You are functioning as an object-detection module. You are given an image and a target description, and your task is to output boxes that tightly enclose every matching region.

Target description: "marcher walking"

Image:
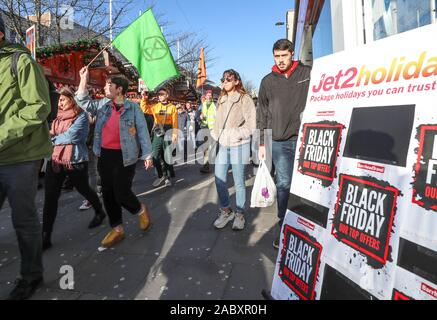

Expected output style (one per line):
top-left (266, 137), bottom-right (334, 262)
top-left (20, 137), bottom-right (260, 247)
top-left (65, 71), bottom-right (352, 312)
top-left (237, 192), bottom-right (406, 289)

top-left (76, 67), bottom-right (154, 248)
top-left (211, 69), bottom-right (256, 230)
top-left (143, 88), bottom-right (178, 187)
top-left (42, 88), bottom-right (106, 251)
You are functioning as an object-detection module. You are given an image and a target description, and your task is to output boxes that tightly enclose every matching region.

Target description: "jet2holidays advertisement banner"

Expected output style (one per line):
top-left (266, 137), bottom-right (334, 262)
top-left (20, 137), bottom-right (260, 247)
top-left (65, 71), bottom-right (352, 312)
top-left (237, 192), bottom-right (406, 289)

top-left (272, 23), bottom-right (437, 300)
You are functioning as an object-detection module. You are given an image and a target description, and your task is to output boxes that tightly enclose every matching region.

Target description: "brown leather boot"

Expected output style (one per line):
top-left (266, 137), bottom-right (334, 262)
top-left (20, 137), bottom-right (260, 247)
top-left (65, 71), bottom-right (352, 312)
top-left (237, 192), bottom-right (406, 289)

top-left (101, 228), bottom-right (125, 248)
top-left (138, 203), bottom-right (151, 231)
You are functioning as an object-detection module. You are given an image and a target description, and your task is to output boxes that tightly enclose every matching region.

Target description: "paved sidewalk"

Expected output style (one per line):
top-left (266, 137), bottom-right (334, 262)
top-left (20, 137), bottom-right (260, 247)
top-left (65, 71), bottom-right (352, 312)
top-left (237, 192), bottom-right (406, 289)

top-left (0, 159), bottom-right (279, 300)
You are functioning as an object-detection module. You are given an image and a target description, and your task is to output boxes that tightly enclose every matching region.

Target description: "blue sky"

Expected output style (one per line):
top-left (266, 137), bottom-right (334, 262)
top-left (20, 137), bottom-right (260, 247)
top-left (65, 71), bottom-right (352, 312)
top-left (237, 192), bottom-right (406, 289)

top-left (119, 0), bottom-right (333, 90)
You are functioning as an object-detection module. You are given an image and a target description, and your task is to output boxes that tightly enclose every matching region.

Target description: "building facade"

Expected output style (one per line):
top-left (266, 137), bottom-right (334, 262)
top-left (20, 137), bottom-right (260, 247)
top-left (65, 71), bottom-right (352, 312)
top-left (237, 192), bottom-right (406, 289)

top-left (293, 0), bottom-right (437, 63)
top-left (331, 0), bottom-right (437, 52)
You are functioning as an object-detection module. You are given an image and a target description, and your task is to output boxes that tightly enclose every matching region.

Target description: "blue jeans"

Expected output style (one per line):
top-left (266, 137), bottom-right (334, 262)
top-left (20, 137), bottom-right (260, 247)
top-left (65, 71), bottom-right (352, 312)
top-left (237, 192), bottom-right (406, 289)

top-left (0, 160), bottom-right (43, 282)
top-left (215, 143), bottom-right (250, 213)
top-left (272, 138), bottom-right (297, 227)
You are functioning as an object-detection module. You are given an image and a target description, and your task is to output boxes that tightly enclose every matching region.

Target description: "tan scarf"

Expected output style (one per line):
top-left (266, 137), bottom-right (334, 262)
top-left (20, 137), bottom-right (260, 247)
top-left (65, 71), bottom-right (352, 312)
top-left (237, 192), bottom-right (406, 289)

top-left (50, 108), bottom-right (81, 172)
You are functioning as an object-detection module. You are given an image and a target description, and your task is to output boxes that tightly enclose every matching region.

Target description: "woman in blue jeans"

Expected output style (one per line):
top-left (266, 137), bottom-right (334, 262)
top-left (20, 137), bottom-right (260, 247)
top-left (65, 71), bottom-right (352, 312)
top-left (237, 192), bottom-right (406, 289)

top-left (211, 69), bottom-right (256, 230)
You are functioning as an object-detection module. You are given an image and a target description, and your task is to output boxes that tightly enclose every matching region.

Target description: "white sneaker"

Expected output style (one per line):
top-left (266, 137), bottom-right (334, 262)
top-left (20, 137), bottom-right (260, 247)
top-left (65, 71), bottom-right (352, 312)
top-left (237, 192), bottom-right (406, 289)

top-left (152, 176), bottom-right (166, 188)
top-left (79, 200), bottom-right (92, 211)
top-left (213, 209), bottom-right (235, 229)
top-left (232, 212), bottom-right (245, 230)
top-left (164, 178), bottom-right (173, 187)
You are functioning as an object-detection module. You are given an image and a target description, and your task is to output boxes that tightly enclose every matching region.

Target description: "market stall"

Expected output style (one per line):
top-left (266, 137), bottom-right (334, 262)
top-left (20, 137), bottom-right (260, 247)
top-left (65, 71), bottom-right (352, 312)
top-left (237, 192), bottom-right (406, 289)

top-left (36, 39), bottom-right (137, 95)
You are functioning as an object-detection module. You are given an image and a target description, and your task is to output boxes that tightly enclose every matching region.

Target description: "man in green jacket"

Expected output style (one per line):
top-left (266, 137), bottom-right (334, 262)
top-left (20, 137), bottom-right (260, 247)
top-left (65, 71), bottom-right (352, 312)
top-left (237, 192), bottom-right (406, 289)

top-left (0, 17), bottom-right (52, 300)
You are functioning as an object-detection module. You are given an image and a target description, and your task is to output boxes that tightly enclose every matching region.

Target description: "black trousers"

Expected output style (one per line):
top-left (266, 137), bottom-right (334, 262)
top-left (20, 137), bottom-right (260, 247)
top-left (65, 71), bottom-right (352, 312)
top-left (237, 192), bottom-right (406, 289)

top-left (98, 148), bottom-right (141, 228)
top-left (43, 162), bottom-right (104, 233)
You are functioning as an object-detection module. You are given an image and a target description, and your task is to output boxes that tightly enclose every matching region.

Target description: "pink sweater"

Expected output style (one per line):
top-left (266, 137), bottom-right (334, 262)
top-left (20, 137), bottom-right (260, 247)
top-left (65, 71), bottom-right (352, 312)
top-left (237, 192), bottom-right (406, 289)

top-left (102, 104), bottom-right (123, 150)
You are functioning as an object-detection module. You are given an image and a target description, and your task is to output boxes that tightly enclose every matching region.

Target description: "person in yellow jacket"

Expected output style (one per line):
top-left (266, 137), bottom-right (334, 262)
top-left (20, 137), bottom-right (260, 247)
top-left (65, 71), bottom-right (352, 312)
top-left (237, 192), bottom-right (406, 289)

top-left (142, 87), bottom-right (178, 187)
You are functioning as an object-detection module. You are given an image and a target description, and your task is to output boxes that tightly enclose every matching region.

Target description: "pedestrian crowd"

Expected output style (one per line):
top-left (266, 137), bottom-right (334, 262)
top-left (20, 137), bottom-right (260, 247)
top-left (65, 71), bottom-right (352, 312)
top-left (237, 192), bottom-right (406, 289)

top-left (0, 14), bottom-right (310, 300)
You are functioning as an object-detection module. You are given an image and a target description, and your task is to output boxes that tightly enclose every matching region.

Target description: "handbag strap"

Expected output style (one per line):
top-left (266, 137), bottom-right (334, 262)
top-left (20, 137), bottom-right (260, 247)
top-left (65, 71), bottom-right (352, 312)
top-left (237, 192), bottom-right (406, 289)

top-left (216, 100), bottom-right (236, 143)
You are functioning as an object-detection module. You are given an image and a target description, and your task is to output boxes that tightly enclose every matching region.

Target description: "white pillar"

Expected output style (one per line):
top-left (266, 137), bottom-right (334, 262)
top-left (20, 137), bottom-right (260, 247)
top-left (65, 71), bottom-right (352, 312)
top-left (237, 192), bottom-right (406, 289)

top-left (362, 0), bottom-right (375, 43)
top-left (330, 0), bottom-right (366, 53)
top-left (299, 24), bottom-right (313, 66)
top-left (109, 0), bottom-right (113, 42)
top-left (286, 10), bottom-right (295, 42)
top-left (177, 38), bottom-right (180, 61)
top-left (431, 0), bottom-right (436, 24)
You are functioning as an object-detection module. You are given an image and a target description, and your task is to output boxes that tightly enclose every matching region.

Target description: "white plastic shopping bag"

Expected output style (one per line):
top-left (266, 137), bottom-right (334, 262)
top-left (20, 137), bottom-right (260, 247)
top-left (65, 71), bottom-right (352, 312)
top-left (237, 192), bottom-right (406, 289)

top-left (250, 160), bottom-right (277, 208)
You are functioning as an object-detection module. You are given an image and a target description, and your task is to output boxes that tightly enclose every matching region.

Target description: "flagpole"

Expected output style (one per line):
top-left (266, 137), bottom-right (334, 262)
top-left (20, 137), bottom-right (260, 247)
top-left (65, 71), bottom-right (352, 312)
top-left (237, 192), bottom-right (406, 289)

top-left (86, 42), bottom-right (112, 68)
top-left (109, 0), bottom-right (113, 43)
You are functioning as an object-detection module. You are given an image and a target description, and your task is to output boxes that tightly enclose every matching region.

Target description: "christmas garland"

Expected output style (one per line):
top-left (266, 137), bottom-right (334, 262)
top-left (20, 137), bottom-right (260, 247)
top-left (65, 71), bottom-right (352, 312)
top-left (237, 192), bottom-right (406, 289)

top-left (36, 39), bottom-right (138, 81)
top-left (36, 39), bottom-right (101, 59)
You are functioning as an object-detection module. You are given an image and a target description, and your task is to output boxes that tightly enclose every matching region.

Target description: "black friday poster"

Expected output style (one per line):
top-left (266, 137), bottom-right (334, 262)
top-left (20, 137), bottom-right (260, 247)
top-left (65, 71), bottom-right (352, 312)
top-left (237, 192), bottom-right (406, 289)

top-left (271, 23), bottom-right (437, 300)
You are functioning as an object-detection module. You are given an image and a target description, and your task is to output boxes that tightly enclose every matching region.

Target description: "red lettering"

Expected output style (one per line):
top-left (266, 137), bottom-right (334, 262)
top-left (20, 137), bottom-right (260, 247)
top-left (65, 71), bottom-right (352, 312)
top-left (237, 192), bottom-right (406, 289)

top-left (339, 223), bottom-right (349, 234)
top-left (294, 277), bottom-right (309, 294)
top-left (341, 68), bottom-right (358, 89)
top-left (359, 232), bottom-right (381, 250)
top-left (421, 283), bottom-right (437, 299)
top-left (425, 185), bottom-right (437, 199)
top-left (323, 76), bottom-right (336, 91)
top-left (349, 227), bottom-right (360, 240)
top-left (312, 74), bottom-right (325, 93)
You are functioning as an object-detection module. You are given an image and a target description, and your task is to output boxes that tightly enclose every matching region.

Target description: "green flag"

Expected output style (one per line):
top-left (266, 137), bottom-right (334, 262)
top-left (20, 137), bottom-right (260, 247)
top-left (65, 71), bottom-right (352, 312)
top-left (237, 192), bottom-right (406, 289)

top-left (112, 9), bottom-right (180, 91)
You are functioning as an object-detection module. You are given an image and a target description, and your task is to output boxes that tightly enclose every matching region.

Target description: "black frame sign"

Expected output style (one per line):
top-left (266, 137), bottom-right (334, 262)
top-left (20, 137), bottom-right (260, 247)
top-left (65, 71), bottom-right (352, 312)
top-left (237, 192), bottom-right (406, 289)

top-left (412, 125), bottom-right (437, 212)
top-left (278, 226), bottom-right (323, 300)
top-left (332, 175), bottom-right (400, 265)
top-left (298, 123), bottom-right (344, 185)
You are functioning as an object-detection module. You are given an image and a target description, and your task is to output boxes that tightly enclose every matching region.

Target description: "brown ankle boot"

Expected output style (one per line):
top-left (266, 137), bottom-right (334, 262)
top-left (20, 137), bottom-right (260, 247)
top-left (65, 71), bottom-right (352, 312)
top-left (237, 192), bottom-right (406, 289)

top-left (138, 203), bottom-right (151, 231)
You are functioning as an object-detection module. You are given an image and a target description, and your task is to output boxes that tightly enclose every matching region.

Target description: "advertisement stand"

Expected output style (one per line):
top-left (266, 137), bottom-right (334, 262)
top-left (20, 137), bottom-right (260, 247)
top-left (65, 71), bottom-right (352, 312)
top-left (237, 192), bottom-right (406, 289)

top-left (272, 24), bottom-right (437, 300)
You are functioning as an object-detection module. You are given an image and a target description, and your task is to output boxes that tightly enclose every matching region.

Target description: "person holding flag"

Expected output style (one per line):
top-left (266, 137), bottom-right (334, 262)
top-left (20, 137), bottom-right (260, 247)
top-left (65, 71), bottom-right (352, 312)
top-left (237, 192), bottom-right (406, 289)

top-left (72, 8), bottom-right (180, 247)
top-left (75, 67), bottom-right (154, 248)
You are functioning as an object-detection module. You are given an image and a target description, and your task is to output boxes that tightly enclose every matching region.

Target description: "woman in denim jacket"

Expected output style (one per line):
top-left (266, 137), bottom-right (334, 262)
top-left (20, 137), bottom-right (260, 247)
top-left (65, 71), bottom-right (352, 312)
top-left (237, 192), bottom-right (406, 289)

top-left (42, 87), bottom-right (106, 250)
top-left (75, 67), bottom-right (153, 248)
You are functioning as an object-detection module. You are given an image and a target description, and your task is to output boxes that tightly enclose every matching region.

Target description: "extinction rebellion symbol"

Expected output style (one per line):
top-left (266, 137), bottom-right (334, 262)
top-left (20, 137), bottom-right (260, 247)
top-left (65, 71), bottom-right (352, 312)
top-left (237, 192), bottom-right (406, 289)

top-left (143, 36), bottom-right (169, 61)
